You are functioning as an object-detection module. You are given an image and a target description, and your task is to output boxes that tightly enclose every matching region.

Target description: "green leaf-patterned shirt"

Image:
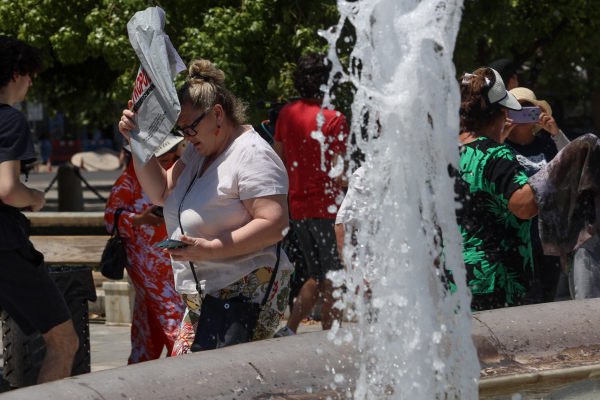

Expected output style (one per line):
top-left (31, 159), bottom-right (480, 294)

top-left (454, 137), bottom-right (533, 310)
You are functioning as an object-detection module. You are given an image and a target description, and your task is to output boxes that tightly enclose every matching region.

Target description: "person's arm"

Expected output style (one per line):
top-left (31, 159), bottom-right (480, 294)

top-left (105, 186), bottom-right (164, 238)
top-left (507, 183), bottom-right (538, 220)
top-left (551, 131), bottom-right (570, 151)
top-left (484, 149), bottom-right (538, 220)
top-left (0, 160), bottom-right (45, 211)
top-left (118, 101), bottom-right (186, 206)
top-left (332, 152), bottom-right (348, 187)
top-left (273, 140), bottom-right (286, 165)
top-left (165, 194), bottom-right (288, 261)
top-left (336, 220), bottom-right (371, 296)
top-left (132, 206), bottom-right (164, 227)
top-left (538, 112), bottom-right (570, 151)
top-left (130, 152), bottom-right (186, 206)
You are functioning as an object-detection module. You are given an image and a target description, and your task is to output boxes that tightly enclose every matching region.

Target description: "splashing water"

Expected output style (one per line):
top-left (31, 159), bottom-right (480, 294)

top-left (320, 0), bottom-right (480, 398)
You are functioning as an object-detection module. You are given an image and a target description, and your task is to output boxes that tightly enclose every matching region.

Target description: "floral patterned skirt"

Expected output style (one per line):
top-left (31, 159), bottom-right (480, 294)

top-left (172, 267), bottom-right (292, 356)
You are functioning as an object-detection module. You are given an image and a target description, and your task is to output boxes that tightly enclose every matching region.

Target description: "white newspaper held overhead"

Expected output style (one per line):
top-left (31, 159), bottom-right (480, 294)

top-left (126, 7), bottom-right (187, 167)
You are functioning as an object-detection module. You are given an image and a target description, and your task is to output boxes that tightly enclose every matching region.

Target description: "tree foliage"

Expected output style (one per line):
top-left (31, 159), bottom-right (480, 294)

top-left (0, 0), bottom-right (339, 131)
top-left (2, 0), bottom-right (599, 134)
top-left (455, 0), bottom-right (600, 134)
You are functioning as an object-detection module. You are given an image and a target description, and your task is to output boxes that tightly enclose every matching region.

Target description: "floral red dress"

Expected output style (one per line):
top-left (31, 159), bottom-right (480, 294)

top-left (105, 163), bottom-right (184, 364)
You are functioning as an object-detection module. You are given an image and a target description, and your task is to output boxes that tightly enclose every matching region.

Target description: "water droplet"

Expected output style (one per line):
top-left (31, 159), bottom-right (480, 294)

top-left (328, 204), bottom-right (338, 213)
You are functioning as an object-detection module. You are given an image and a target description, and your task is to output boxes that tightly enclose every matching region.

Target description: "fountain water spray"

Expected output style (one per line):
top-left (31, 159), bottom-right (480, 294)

top-left (320, 0), bottom-right (480, 398)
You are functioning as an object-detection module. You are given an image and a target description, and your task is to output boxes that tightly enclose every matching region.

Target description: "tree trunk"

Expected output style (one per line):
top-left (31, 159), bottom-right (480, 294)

top-left (476, 37), bottom-right (486, 65)
top-left (526, 48), bottom-right (544, 89)
top-left (593, 84), bottom-right (600, 138)
top-left (590, 67), bottom-right (600, 138)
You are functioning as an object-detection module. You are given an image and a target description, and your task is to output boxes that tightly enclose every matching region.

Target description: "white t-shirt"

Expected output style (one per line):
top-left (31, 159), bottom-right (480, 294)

top-left (336, 166), bottom-right (369, 227)
top-left (164, 128), bottom-right (293, 294)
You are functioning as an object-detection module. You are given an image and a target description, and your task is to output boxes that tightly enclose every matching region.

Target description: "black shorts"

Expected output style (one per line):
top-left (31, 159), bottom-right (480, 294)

top-left (0, 245), bottom-right (72, 335)
top-left (291, 218), bottom-right (343, 281)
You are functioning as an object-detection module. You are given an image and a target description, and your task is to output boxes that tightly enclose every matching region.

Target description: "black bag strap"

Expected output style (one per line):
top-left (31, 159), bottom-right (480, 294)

top-left (261, 242), bottom-right (281, 307)
top-left (111, 208), bottom-right (124, 238)
top-left (178, 170), bottom-right (201, 294)
top-left (177, 165), bottom-right (283, 304)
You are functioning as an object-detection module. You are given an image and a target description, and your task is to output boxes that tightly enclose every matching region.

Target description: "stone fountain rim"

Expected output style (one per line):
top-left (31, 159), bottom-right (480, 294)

top-left (3, 299), bottom-right (600, 399)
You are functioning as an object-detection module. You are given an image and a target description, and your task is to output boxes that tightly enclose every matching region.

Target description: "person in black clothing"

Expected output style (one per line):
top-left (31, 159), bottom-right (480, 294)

top-left (504, 87), bottom-right (570, 304)
top-left (0, 35), bottom-right (78, 384)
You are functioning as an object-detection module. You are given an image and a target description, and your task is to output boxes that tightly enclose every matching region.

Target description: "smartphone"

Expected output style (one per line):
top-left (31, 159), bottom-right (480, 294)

top-left (155, 239), bottom-right (188, 249)
top-left (509, 106), bottom-right (541, 123)
top-left (152, 206), bottom-right (164, 218)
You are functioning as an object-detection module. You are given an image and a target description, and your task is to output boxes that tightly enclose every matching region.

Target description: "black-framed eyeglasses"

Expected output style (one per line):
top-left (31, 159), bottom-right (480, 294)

top-left (175, 109), bottom-right (210, 137)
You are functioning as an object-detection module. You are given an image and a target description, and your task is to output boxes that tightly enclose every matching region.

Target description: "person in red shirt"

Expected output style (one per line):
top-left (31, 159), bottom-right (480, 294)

top-left (273, 54), bottom-right (349, 336)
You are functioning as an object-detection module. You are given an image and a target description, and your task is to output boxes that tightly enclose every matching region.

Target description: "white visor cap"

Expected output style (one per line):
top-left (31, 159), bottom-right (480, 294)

top-left (487, 68), bottom-right (522, 111)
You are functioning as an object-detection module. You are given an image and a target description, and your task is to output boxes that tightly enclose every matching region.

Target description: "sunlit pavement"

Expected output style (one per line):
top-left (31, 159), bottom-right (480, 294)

top-left (88, 324), bottom-right (134, 372)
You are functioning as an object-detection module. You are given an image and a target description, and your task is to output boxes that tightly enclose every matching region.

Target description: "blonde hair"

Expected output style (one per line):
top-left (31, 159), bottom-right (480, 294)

top-left (177, 59), bottom-right (248, 125)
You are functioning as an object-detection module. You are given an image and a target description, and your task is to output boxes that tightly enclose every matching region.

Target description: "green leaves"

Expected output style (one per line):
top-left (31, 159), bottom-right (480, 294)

top-left (178, 0), bottom-right (337, 104)
top-left (50, 27), bottom-right (88, 64)
top-left (1, 0), bottom-right (339, 131)
top-left (455, 0), bottom-right (600, 133)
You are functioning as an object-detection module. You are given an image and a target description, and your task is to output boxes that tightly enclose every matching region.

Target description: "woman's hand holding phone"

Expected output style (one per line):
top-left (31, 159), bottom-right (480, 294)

top-left (162, 235), bottom-right (214, 262)
top-left (503, 117), bottom-right (516, 136)
top-left (537, 112), bottom-right (560, 136)
top-left (155, 239), bottom-right (188, 248)
top-left (132, 205), bottom-right (164, 227)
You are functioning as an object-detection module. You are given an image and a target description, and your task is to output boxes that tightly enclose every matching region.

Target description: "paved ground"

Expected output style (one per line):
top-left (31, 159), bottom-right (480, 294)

top-left (88, 323), bottom-right (136, 372)
top-left (0, 319), bottom-right (329, 376)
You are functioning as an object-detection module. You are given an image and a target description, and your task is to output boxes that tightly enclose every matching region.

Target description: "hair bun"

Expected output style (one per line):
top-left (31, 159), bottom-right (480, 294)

top-left (190, 74), bottom-right (210, 82)
top-left (187, 59), bottom-right (226, 84)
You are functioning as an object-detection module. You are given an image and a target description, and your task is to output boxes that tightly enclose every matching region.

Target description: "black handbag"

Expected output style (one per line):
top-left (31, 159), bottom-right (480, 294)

top-left (188, 243), bottom-right (281, 352)
top-left (177, 167), bottom-right (282, 352)
top-left (100, 208), bottom-right (127, 280)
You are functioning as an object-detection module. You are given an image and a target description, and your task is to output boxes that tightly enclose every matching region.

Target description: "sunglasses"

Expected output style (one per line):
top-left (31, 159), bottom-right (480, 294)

top-left (175, 108), bottom-right (211, 137)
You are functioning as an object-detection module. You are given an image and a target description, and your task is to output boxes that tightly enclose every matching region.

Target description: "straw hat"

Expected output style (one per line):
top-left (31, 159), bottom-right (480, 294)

top-left (509, 87), bottom-right (552, 134)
